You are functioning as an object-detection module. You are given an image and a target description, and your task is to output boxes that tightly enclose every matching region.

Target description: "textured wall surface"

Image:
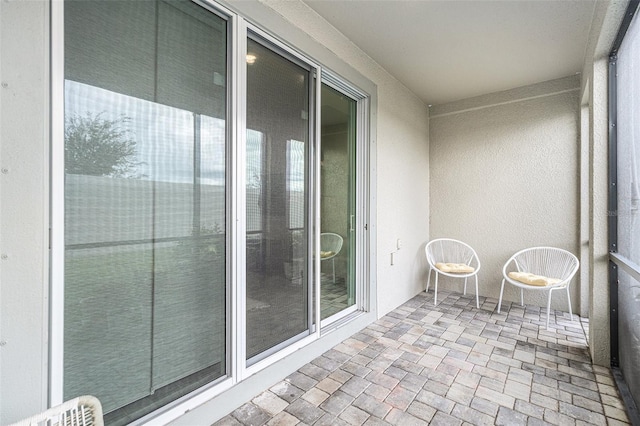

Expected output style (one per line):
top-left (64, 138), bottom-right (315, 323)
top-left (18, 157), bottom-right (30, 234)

top-left (429, 77), bottom-right (581, 312)
top-left (374, 89), bottom-right (430, 316)
top-left (588, 58), bottom-right (610, 366)
top-left (0, 1), bottom-right (50, 423)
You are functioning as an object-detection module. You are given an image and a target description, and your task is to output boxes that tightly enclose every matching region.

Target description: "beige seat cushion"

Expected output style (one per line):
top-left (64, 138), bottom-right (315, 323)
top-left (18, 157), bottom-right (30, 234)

top-left (508, 271), bottom-right (561, 287)
top-left (320, 250), bottom-right (335, 259)
top-left (435, 262), bottom-right (475, 274)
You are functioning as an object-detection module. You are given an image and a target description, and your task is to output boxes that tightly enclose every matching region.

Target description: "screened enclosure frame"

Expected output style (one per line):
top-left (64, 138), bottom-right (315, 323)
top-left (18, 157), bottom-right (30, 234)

top-left (49, 0), bottom-right (372, 424)
top-left (608, 0), bottom-right (640, 423)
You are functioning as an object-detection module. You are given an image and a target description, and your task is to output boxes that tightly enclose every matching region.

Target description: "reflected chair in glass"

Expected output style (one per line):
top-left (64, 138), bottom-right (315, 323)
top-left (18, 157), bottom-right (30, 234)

top-left (8, 395), bottom-right (104, 426)
top-left (425, 238), bottom-right (481, 308)
top-left (498, 246), bottom-right (579, 329)
top-left (320, 232), bottom-right (343, 283)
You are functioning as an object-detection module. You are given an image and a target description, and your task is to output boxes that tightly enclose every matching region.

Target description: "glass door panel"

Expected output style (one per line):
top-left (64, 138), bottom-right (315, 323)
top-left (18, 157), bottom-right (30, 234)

top-left (320, 83), bottom-right (357, 320)
top-left (245, 37), bottom-right (312, 361)
top-left (63, 1), bottom-right (228, 424)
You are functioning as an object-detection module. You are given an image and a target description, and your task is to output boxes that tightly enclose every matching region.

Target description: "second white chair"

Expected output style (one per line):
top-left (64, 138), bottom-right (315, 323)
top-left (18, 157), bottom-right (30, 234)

top-left (498, 246), bottom-right (579, 329)
top-left (425, 238), bottom-right (481, 308)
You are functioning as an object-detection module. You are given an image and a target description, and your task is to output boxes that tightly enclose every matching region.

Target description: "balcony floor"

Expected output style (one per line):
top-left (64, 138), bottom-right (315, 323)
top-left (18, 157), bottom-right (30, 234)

top-left (215, 291), bottom-right (630, 425)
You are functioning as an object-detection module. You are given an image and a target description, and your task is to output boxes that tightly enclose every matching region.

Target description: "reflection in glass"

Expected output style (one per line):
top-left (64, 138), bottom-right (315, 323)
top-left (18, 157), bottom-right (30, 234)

top-left (245, 38), bottom-right (312, 360)
top-left (64, 1), bottom-right (227, 424)
top-left (320, 84), bottom-right (357, 320)
top-left (617, 11), bottom-right (640, 265)
top-left (616, 9), bottom-right (640, 413)
top-left (618, 270), bottom-right (640, 409)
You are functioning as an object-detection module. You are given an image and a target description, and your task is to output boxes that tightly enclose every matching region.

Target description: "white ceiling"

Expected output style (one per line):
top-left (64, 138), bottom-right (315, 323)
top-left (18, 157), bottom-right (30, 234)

top-left (303, 0), bottom-right (597, 106)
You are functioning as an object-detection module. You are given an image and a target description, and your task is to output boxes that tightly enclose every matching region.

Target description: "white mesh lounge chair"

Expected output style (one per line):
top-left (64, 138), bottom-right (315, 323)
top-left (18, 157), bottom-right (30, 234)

top-left (8, 395), bottom-right (103, 426)
top-left (498, 246), bottom-right (579, 329)
top-left (320, 232), bottom-right (343, 283)
top-left (425, 238), bottom-right (481, 308)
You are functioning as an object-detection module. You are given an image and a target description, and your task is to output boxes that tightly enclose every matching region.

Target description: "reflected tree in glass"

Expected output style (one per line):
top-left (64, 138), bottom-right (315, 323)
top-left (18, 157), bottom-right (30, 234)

top-left (65, 113), bottom-right (139, 178)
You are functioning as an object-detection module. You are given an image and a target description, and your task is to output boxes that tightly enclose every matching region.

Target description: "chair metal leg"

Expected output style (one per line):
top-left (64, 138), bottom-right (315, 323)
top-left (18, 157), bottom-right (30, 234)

top-left (474, 275), bottom-right (479, 309)
top-left (498, 279), bottom-right (505, 313)
top-left (434, 272), bottom-right (439, 306)
top-left (426, 268), bottom-right (432, 293)
top-left (464, 277), bottom-right (468, 295)
top-left (332, 258), bottom-right (336, 283)
top-left (566, 286), bottom-right (573, 321)
top-left (520, 288), bottom-right (524, 306)
top-left (546, 289), bottom-right (553, 330)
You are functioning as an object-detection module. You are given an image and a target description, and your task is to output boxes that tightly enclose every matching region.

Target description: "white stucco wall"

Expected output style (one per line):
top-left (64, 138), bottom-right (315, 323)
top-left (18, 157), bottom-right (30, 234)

top-left (588, 57), bottom-right (611, 367)
top-left (0, 1), bottom-right (50, 424)
top-left (429, 76), bottom-right (581, 313)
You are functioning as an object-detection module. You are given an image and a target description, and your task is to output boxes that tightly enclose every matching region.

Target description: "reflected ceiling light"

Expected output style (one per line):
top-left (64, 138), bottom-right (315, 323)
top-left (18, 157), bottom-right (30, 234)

top-left (246, 54), bottom-right (257, 64)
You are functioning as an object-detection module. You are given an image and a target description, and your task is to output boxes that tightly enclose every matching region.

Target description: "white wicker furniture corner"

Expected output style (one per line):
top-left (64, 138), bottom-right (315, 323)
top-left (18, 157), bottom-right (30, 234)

top-left (8, 395), bottom-right (103, 426)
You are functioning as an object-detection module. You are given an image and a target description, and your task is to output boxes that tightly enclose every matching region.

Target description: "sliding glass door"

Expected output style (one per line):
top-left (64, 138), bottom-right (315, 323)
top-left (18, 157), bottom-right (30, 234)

top-left (245, 36), bottom-right (314, 361)
top-left (320, 83), bottom-right (359, 321)
top-left (59, 1), bottom-right (368, 422)
top-left (611, 2), bottom-right (640, 413)
top-left (64, 1), bottom-right (228, 423)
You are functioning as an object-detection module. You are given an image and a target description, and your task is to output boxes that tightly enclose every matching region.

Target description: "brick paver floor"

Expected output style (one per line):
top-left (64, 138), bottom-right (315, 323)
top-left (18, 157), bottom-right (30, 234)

top-left (215, 290), bottom-right (630, 425)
